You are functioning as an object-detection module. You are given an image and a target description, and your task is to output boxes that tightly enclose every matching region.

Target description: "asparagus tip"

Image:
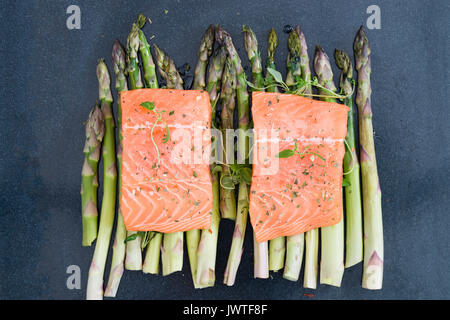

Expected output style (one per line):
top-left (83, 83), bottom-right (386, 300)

top-left (268, 28), bottom-right (278, 48)
top-left (315, 44), bottom-right (323, 54)
top-left (153, 43), bottom-right (162, 57)
top-left (242, 25), bottom-right (259, 61)
top-left (215, 25), bottom-right (230, 45)
top-left (96, 59), bottom-right (110, 84)
top-left (314, 45), bottom-right (329, 67)
top-left (288, 29), bottom-right (301, 56)
top-left (334, 49), bottom-right (351, 73)
top-left (354, 25), bottom-right (369, 53)
top-left (136, 13), bottom-right (147, 28)
top-left (112, 40), bottom-right (126, 65)
top-left (241, 24), bottom-right (250, 32)
top-left (314, 45), bottom-right (336, 93)
top-left (88, 103), bottom-right (105, 140)
top-left (202, 24), bottom-right (215, 55)
top-left (358, 25), bottom-right (366, 36)
top-left (295, 25), bottom-right (308, 52)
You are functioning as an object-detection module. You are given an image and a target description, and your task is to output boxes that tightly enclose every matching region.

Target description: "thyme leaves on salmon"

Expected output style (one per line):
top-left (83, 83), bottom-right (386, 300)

top-left (140, 101), bottom-right (170, 167)
top-left (276, 140), bottom-right (326, 161)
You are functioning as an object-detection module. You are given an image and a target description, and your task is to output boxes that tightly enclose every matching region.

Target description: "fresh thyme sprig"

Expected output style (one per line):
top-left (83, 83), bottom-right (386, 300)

top-left (140, 101), bottom-right (170, 167)
top-left (247, 67), bottom-right (354, 101)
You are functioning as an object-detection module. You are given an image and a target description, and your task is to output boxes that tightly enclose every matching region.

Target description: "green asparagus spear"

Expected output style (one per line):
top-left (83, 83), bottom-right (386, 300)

top-left (285, 30), bottom-right (302, 89)
top-left (335, 48), bottom-right (363, 268)
top-left (222, 30), bottom-right (250, 165)
top-left (263, 28), bottom-right (286, 273)
top-left (265, 28), bottom-right (279, 93)
top-left (283, 30), bottom-right (305, 282)
top-left (283, 235), bottom-right (304, 281)
top-left (218, 58), bottom-right (237, 222)
top-left (296, 26), bottom-right (313, 95)
top-left (243, 25), bottom-right (264, 88)
top-left (126, 21), bottom-right (144, 90)
top-left (124, 22), bottom-right (144, 271)
top-left (214, 28), bottom-right (237, 222)
top-left (104, 40), bottom-right (128, 297)
top-left (287, 29), bottom-right (303, 84)
top-left (136, 14), bottom-right (159, 89)
top-left (187, 25), bottom-right (215, 288)
top-left (224, 180), bottom-right (249, 286)
top-left (221, 27), bottom-right (268, 283)
top-left (161, 231), bottom-right (183, 276)
top-left (206, 45), bottom-right (227, 126)
top-left (269, 237), bottom-right (285, 272)
top-left (193, 24), bottom-right (215, 90)
top-left (354, 26), bottom-right (383, 289)
top-left (242, 25), bottom-right (270, 278)
top-left (154, 44), bottom-right (184, 90)
top-left (294, 25), bottom-right (319, 289)
top-left (314, 45), bottom-right (344, 287)
top-left (142, 232), bottom-right (162, 274)
top-left (86, 60), bottom-right (117, 300)
top-left (263, 28), bottom-right (285, 272)
top-left (303, 229), bottom-right (319, 288)
top-left (154, 44), bottom-right (184, 276)
top-left (81, 104), bottom-right (104, 247)
top-left (285, 51), bottom-right (293, 88)
top-left (196, 41), bottom-right (227, 288)
top-left (219, 58), bottom-right (242, 286)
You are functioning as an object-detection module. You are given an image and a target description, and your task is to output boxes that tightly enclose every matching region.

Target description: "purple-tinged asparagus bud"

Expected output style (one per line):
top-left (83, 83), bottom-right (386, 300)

top-left (314, 46), bottom-right (337, 93)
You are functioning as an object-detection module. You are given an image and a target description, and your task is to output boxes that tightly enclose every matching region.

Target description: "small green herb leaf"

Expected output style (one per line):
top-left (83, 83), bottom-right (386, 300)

top-left (267, 67), bottom-right (283, 83)
top-left (140, 101), bottom-right (155, 111)
top-left (246, 80), bottom-right (262, 91)
top-left (221, 175), bottom-right (235, 190)
top-left (277, 149), bottom-right (295, 158)
top-left (124, 233), bottom-right (138, 243)
top-left (342, 178), bottom-right (351, 187)
top-left (163, 123), bottom-right (170, 143)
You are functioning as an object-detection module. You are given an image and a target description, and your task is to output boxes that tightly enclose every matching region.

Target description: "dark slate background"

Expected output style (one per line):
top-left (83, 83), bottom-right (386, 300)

top-left (1, 0), bottom-right (449, 300)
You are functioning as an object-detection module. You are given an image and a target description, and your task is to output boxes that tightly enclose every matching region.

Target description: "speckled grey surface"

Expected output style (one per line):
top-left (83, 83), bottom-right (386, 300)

top-left (1, 0), bottom-right (449, 300)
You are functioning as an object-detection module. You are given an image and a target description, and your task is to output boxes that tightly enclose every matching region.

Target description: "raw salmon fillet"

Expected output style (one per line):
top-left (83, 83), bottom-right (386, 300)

top-left (120, 89), bottom-right (212, 232)
top-left (249, 92), bottom-right (349, 242)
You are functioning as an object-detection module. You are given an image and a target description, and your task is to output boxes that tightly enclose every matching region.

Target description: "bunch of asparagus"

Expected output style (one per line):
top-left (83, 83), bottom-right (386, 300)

top-left (80, 15), bottom-right (384, 299)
